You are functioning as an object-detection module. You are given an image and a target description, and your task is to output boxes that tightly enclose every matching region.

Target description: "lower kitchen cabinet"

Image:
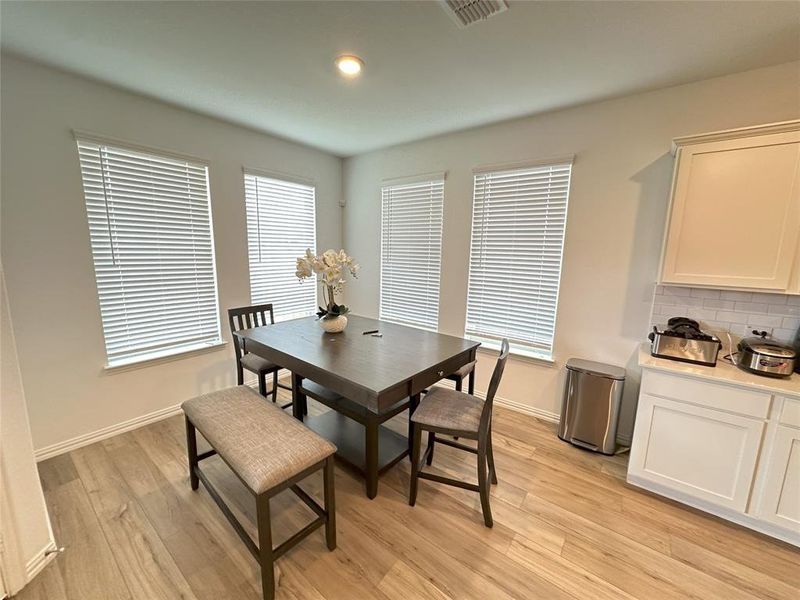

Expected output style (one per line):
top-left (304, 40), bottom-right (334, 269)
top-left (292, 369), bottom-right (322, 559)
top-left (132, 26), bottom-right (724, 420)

top-left (629, 362), bottom-right (800, 547)
top-left (755, 402), bottom-right (800, 531)
top-left (628, 393), bottom-right (764, 512)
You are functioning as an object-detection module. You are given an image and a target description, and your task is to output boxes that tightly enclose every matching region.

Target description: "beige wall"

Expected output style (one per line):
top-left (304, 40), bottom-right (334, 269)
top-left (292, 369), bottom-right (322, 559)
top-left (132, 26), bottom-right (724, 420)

top-left (0, 55), bottom-right (343, 453)
top-left (343, 61), bottom-right (800, 439)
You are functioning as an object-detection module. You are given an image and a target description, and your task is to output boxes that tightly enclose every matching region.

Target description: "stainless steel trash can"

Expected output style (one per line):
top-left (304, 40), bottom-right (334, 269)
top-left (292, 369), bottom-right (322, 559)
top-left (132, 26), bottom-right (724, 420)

top-left (558, 358), bottom-right (625, 455)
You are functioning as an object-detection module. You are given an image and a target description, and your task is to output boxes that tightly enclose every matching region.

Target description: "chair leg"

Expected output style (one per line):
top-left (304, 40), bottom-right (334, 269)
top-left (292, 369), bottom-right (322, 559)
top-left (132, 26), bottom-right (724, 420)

top-left (426, 432), bottom-right (436, 466)
top-left (487, 427), bottom-right (498, 485)
top-left (236, 363), bottom-right (244, 386)
top-left (468, 370), bottom-right (475, 395)
top-left (323, 456), bottom-right (336, 550)
top-left (256, 493), bottom-right (275, 600)
top-left (258, 372), bottom-right (267, 397)
top-left (455, 377), bottom-right (462, 392)
top-left (477, 434), bottom-right (493, 528)
top-left (271, 371), bottom-right (278, 403)
top-left (409, 426), bottom-right (423, 506)
top-left (185, 416), bottom-right (199, 491)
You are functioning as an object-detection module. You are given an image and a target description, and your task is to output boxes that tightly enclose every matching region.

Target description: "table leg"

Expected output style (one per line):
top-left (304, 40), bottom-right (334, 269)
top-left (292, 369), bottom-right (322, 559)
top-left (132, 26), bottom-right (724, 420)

top-left (291, 373), bottom-right (305, 421)
top-left (408, 393), bottom-right (420, 455)
top-left (365, 417), bottom-right (379, 499)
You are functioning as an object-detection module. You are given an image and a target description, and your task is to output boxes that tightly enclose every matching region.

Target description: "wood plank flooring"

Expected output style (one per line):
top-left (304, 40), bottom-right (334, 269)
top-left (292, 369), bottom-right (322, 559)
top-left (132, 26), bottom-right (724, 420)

top-left (16, 390), bottom-right (800, 600)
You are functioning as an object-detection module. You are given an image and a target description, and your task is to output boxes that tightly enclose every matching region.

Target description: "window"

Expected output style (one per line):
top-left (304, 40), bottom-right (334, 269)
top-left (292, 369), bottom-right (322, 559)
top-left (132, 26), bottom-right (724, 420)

top-left (244, 171), bottom-right (317, 320)
top-left (77, 137), bottom-right (222, 367)
top-left (465, 159), bottom-right (572, 359)
top-left (380, 175), bottom-right (444, 330)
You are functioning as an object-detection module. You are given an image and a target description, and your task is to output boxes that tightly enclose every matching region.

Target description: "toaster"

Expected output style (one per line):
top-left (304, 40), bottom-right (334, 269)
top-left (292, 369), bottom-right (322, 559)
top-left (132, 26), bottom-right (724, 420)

top-left (648, 317), bottom-right (722, 367)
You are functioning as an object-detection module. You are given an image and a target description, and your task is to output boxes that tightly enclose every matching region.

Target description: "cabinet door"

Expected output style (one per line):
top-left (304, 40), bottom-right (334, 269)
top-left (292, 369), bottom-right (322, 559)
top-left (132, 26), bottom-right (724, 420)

top-left (757, 425), bottom-right (800, 533)
top-left (661, 131), bottom-right (800, 290)
top-left (629, 394), bottom-right (765, 511)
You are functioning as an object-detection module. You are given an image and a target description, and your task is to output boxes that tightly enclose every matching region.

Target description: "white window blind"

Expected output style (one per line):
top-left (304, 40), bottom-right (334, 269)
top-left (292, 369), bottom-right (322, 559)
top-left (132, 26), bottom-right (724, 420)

top-left (77, 139), bottom-right (222, 367)
top-left (466, 161), bottom-right (572, 359)
top-left (380, 177), bottom-right (444, 330)
top-left (244, 172), bottom-right (317, 320)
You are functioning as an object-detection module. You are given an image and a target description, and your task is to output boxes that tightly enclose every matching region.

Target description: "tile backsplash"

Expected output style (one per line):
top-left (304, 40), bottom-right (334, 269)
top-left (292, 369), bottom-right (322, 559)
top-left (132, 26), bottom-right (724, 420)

top-left (651, 285), bottom-right (800, 344)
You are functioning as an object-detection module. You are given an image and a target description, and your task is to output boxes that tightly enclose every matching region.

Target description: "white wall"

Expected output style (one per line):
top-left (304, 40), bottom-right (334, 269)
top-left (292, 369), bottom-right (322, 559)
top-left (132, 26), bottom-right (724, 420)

top-left (0, 266), bottom-right (55, 593)
top-left (0, 55), bottom-right (343, 454)
top-left (343, 61), bottom-right (800, 439)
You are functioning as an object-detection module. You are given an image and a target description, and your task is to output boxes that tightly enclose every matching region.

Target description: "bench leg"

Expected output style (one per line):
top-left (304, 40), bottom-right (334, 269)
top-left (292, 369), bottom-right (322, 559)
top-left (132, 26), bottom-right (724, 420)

top-left (323, 456), bottom-right (336, 550)
top-left (185, 416), bottom-right (199, 491)
top-left (256, 493), bottom-right (275, 600)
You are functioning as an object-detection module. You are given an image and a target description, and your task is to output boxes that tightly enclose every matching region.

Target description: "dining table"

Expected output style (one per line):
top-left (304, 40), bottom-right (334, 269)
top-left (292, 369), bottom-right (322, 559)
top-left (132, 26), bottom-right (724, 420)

top-left (234, 314), bottom-right (480, 498)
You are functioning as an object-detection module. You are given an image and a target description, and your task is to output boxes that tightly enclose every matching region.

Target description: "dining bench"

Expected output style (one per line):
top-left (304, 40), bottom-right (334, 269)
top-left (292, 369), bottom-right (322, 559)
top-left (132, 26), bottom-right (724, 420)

top-left (182, 385), bottom-right (337, 600)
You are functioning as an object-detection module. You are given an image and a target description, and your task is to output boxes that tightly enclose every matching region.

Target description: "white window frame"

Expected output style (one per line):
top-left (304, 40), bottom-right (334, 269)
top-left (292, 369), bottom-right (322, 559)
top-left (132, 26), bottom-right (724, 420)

top-left (75, 133), bottom-right (223, 368)
top-left (243, 168), bottom-right (318, 321)
top-left (379, 173), bottom-right (445, 331)
top-left (465, 157), bottom-right (573, 362)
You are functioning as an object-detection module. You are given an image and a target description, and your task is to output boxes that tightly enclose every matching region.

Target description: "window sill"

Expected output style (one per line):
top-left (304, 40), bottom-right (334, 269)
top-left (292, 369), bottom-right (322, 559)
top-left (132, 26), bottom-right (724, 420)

top-left (475, 340), bottom-right (557, 367)
top-left (103, 340), bottom-right (228, 374)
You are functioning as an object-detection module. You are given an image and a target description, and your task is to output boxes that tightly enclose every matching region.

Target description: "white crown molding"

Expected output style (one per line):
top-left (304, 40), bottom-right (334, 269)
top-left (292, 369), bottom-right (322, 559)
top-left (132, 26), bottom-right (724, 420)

top-left (671, 119), bottom-right (800, 154)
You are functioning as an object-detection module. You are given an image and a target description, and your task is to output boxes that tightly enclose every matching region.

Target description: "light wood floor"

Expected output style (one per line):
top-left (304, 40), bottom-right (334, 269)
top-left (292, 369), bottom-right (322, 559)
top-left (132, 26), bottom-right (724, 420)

top-left (17, 390), bottom-right (800, 600)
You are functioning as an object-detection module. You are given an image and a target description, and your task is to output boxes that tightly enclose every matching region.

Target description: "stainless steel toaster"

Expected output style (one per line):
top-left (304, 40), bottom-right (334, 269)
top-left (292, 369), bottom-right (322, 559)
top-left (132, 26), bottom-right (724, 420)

top-left (648, 317), bottom-right (722, 367)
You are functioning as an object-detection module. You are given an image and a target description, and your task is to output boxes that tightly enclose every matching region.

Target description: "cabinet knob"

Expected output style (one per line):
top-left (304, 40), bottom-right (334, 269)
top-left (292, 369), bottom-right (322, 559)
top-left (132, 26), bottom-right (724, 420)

top-left (437, 370), bottom-right (444, 377)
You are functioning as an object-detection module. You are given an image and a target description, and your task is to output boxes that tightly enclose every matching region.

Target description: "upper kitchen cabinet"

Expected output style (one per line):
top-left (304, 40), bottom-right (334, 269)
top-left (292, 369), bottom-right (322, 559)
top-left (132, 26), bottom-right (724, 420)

top-left (660, 121), bottom-right (800, 291)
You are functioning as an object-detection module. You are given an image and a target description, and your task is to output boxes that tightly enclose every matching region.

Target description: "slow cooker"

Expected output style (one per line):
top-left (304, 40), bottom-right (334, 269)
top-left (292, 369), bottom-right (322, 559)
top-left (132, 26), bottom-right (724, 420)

top-left (736, 333), bottom-right (796, 378)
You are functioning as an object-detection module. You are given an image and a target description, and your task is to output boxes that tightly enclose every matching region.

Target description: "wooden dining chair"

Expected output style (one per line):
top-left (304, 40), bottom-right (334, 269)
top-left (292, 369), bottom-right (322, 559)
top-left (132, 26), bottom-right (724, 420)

top-left (228, 304), bottom-right (292, 409)
top-left (446, 360), bottom-right (476, 394)
top-left (409, 339), bottom-right (509, 527)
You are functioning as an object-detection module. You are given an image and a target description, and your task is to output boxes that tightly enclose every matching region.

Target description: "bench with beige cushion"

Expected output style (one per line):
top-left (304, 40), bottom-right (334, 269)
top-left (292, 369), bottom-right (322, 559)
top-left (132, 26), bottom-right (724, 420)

top-left (182, 385), bottom-right (336, 600)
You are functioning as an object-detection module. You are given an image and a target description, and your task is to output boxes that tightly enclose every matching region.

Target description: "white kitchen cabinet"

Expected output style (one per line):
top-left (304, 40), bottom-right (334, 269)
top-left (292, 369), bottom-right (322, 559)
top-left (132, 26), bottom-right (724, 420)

top-left (756, 397), bottom-right (800, 533)
top-left (628, 392), bottom-right (765, 512)
top-left (660, 120), bottom-right (800, 291)
top-left (631, 351), bottom-right (800, 547)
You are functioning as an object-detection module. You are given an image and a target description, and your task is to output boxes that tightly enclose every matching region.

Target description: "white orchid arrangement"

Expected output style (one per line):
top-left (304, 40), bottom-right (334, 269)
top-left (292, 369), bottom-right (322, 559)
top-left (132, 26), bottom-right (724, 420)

top-left (296, 249), bottom-right (359, 319)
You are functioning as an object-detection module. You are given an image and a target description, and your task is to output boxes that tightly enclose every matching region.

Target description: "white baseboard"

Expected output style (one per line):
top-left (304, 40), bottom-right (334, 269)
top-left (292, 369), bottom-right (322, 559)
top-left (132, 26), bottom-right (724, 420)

top-left (35, 372), bottom-right (293, 462)
top-left (494, 395), bottom-right (560, 423)
top-left (34, 403), bottom-right (183, 462)
top-left (25, 541), bottom-right (58, 583)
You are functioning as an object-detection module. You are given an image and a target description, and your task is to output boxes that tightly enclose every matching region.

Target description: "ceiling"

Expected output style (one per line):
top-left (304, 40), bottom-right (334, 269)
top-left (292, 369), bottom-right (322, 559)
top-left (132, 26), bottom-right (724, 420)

top-left (2, 1), bottom-right (798, 157)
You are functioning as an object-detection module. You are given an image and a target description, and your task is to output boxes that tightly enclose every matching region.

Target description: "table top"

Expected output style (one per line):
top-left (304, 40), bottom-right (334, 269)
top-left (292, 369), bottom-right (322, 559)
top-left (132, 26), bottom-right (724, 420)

top-left (235, 315), bottom-right (479, 407)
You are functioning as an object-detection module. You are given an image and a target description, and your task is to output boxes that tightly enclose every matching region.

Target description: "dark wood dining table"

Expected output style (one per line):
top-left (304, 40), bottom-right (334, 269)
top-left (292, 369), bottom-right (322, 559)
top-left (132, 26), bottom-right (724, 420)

top-left (234, 314), bottom-right (480, 498)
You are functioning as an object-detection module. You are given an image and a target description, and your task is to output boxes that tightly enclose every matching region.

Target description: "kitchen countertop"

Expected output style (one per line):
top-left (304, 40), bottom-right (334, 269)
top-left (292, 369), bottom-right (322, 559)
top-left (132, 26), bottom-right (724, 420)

top-left (638, 343), bottom-right (800, 399)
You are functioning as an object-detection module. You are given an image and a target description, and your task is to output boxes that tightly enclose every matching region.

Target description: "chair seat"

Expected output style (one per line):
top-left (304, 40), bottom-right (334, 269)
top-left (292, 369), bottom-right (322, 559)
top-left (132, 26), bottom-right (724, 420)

top-left (182, 386), bottom-right (336, 494)
top-left (240, 352), bottom-right (279, 374)
top-left (411, 387), bottom-right (484, 433)
top-left (446, 360), bottom-right (476, 380)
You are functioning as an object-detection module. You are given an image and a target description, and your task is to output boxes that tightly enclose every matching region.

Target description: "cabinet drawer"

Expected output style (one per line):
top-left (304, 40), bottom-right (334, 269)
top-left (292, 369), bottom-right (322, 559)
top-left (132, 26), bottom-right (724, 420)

top-left (411, 352), bottom-right (471, 395)
top-left (779, 397), bottom-right (800, 428)
top-left (641, 371), bottom-right (771, 419)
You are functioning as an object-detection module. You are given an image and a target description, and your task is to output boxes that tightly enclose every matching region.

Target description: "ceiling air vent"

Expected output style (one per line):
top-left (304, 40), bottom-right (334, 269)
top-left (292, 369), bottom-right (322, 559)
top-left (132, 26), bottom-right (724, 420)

top-left (440, 0), bottom-right (509, 28)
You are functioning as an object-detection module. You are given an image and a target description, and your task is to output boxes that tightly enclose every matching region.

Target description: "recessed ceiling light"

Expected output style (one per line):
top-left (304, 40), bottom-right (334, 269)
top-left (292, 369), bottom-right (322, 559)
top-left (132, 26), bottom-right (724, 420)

top-left (335, 55), bottom-right (363, 77)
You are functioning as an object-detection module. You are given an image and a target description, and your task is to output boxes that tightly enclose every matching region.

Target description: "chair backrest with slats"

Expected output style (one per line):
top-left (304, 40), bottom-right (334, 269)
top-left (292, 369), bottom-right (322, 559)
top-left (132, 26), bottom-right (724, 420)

top-left (480, 339), bottom-right (510, 435)
top-left (228, 304), bottom-right (275, 360)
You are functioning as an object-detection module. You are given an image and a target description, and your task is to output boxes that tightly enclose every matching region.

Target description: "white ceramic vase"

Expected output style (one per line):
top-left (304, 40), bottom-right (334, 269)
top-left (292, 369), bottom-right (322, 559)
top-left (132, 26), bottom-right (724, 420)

top-left (319, 315), bottom-right (348, 333)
